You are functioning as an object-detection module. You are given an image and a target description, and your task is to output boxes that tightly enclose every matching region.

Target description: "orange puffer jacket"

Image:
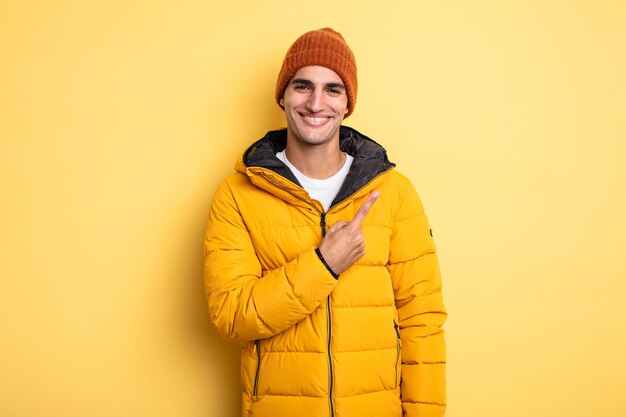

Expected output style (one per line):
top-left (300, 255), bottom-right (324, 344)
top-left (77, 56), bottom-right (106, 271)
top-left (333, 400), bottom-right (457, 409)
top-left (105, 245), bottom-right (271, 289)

top-left (204, 126), bottom-right (446, 417)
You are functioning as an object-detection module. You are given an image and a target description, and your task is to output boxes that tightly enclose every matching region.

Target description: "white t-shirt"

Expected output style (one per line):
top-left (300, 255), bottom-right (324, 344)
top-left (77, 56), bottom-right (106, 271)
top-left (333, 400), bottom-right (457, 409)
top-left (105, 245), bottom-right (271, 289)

top-left (276, 150), bottom-right (354, 211)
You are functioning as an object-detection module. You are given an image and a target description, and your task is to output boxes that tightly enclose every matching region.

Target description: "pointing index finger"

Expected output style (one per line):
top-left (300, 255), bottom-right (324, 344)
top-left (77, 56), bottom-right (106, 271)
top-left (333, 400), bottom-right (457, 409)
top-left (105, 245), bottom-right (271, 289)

top-left (350, 191), bottom-right (380, 227)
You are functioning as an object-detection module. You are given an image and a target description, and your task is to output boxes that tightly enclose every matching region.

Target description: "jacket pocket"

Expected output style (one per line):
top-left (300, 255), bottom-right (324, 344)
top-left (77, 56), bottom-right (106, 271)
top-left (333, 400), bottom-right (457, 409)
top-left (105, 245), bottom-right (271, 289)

top-left (253, 339), bottom-right (261, 399)
top-left (393, 321), bottom-right (402, 388)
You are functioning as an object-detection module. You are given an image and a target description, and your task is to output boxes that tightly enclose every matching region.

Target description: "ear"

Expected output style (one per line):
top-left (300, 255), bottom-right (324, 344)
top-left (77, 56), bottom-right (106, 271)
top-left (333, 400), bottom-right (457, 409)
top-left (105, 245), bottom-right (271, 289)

top-left (279, 96), bottom-right (284, 107)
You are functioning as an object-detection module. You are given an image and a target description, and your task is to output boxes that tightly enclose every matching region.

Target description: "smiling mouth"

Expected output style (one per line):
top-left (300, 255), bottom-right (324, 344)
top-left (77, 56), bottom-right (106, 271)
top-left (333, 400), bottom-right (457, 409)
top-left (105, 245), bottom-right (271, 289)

top-left (300, 114), bottom-right (331, 126)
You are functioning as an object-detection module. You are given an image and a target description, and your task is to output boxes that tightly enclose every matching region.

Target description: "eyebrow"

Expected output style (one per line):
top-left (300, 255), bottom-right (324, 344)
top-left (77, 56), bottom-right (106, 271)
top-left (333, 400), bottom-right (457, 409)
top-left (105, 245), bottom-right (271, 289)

top-left (290, 78), bottom-right (346, 90)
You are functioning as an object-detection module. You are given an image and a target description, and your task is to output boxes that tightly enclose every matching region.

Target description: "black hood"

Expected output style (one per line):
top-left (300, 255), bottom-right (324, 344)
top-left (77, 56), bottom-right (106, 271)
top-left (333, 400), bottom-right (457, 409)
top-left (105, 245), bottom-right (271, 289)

top-left (242, 126), bottom-right (396, 207)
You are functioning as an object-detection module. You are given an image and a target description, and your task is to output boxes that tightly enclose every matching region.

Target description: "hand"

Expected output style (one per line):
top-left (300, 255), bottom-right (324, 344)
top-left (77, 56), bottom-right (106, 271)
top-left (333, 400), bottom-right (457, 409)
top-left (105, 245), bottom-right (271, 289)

top-left (318, 191), bottom-right (379, 275)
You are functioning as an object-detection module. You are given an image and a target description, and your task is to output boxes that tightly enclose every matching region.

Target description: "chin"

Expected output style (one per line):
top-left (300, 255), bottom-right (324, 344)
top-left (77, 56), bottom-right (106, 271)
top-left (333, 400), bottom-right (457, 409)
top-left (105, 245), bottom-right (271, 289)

top-left (300, 132), bottom-right (335, 146)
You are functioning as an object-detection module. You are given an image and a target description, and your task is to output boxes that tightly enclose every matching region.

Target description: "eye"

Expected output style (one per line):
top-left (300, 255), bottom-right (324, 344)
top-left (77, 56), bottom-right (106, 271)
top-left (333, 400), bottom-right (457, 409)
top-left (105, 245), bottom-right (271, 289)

top-left (294, 84), bottom-right (310, 91)
top-left (327, 88), bottom-right (343, 96)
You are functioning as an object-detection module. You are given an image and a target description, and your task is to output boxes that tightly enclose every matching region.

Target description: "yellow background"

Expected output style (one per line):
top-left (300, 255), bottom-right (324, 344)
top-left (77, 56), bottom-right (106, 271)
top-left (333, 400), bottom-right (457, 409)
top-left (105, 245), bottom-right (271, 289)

top-left (1, 1), bottom-right (625, 416)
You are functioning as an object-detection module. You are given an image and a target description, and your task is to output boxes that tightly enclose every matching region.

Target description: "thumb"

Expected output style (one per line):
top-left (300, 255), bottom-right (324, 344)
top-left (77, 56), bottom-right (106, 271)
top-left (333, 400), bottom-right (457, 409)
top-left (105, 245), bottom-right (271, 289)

top-left (328, 220), bottom-right (349, 232)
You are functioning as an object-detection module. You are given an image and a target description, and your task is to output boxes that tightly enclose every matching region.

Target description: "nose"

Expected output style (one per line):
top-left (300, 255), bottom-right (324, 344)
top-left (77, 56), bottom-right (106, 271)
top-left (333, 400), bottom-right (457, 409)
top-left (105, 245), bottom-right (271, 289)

top-left (305, 89), bottom-right (322, 112)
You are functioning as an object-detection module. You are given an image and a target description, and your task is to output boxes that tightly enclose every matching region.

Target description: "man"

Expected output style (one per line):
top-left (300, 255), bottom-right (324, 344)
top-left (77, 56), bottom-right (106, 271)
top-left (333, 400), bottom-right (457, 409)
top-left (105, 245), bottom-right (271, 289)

top-left (204, 28), bottom-right (446, 417)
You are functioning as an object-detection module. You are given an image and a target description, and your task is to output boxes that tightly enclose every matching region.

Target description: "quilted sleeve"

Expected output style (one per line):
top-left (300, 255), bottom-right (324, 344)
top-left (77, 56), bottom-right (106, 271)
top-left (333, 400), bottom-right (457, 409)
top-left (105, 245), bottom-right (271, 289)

top-left (204, 179), bottom-right (337, 343)
top-left (388, 181), bottom-right (447, 417)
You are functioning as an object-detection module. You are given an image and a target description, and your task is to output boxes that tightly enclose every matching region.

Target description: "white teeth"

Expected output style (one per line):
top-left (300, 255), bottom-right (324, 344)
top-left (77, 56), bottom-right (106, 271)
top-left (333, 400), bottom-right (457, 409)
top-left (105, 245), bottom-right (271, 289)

top-left (304, 116), bottom-right (326, 123)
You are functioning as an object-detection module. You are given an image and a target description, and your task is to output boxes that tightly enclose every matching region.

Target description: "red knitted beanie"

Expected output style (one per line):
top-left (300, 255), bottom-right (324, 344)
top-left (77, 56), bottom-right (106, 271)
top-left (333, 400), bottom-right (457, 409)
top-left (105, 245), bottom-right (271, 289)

top-left (275, 28), bottom-right (358, 117)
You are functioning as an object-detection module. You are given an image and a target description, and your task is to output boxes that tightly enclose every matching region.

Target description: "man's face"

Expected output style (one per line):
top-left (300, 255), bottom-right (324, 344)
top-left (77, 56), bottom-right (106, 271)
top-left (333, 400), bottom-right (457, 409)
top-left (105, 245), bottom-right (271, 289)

top-left (280, 65), bottom-right (349, 148)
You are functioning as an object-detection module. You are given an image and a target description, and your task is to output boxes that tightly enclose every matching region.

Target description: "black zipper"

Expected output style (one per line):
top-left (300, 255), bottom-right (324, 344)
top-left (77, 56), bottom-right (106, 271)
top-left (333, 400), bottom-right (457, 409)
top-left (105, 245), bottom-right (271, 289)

top-left (394, 322), bottom-right (401, 387)
top-left (253, 339), bottom-right (261, 398)
top-left (326, 294), bottom-right (335, 417)
top-left (321, 212), bottom-right (335, 417)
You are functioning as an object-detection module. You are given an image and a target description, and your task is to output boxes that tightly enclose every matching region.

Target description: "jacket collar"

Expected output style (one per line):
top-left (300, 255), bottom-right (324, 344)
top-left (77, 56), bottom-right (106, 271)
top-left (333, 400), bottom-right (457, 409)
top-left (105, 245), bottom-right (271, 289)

top-left (236, 126), bottom-right (396, 208)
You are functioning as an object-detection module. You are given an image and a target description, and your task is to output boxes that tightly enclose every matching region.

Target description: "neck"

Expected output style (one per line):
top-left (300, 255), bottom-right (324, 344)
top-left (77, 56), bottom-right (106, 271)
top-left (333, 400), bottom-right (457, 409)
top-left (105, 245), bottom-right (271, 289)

top-left (284, 140), bottom-right (345, 180)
